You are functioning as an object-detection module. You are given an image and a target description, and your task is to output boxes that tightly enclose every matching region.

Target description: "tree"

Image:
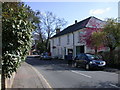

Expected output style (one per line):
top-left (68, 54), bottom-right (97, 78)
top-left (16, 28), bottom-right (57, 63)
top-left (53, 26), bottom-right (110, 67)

top-left (90, 31), bottom-right (105, 54)
top-left (36, 41), bottom-right (46, 54)
top-left (39, 11), bottom-right (67, 51)
top-left (2, 2), bottom-right (38, 79)
top-left (103, 18), bottom-right (120, 52)
top-left (33, 11), bottom-right (45, 43)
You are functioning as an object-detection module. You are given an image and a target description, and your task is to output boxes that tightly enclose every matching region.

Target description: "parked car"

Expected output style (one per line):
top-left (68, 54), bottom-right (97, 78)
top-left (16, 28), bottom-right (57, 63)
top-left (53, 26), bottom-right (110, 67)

top-left (73, 53), bottom-right (106, 70)
top-left (40, 53), bottom-right (52, 60)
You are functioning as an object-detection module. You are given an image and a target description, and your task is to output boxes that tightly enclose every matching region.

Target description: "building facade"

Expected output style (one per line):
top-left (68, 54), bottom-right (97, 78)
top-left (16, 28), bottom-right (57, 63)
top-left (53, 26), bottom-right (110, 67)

top-left (50, 16), bottom-right (106, 59)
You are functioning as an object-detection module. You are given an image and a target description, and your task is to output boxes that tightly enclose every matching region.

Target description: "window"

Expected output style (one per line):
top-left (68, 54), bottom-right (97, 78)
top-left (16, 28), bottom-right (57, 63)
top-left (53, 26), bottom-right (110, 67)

top-left (67, 34), bottom-right (70, 44)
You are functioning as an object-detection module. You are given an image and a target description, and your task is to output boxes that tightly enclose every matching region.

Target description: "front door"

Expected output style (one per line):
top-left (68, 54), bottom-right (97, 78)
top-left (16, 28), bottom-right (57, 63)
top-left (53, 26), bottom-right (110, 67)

top-left (76, 45), bottom-right (85, 55)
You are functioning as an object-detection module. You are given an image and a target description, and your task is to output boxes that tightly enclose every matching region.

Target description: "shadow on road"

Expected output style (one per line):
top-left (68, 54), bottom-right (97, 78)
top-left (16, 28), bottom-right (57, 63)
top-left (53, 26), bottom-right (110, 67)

top-left (25, 57), bottom-right (88, 71)
top-left (25, 57), bottom-right (104, 72)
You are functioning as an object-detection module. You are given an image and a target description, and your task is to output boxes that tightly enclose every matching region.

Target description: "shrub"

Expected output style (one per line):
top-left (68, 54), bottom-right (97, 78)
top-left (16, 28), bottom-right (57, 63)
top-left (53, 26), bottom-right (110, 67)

top-left (99, 49), bottom-right (120, 68)
top-left (2, 2), bottom-right (36, 78)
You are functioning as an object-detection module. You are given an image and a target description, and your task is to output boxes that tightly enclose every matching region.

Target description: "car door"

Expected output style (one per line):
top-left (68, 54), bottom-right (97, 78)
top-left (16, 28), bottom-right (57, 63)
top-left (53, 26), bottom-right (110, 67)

top-left (75, 54), bottom-right (84, 67)
top-left (75, 55), bottom-right (80, 63)
top-left (80, 54), bottom-right (88, 67)
top-left (74, 55), bottom-right (82, 66)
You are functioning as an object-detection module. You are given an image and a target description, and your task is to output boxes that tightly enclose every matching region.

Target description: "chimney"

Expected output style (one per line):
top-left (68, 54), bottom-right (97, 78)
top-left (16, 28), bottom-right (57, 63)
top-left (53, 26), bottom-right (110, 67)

top-left (56, 28), bottom-right (60, 34)
top-left (75, 20), bottom-right (77, 24)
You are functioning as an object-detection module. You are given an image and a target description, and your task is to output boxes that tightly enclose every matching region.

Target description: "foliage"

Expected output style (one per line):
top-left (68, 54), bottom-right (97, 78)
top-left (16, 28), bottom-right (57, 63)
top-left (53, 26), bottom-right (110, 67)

top-left (96, 18), bottom-right (120, 68)
top-left (90, 31), bottom-right (106, 54)
top-left (2, 2), bottom-right (37, 78)
top-left (79, 28), bottom-right (104, 54)
top-left (36, 41), bottom-right (46, 54)
top-left (103, 18), bottom-right (120, 52)
top-left (99, 50), bottom-right (120, 68)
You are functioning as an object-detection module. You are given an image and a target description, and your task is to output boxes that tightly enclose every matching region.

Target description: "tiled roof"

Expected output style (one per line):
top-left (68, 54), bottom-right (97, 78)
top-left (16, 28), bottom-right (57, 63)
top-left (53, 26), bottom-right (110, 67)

top-left (51, 16), bottom-right (102, 38)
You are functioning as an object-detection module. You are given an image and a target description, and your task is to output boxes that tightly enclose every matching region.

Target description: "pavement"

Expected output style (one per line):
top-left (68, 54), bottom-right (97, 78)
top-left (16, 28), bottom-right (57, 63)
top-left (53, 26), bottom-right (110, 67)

top-left (11, 62), bottom-right (50, 88)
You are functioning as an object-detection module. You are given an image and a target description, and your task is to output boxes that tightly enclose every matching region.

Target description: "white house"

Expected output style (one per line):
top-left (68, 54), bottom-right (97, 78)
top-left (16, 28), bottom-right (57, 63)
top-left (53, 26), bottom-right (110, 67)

top-left (50, 16), bottom-right (106, 59)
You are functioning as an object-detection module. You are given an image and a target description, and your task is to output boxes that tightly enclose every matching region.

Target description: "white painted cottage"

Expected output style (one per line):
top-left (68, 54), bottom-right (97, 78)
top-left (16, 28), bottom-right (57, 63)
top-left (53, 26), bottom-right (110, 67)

top-left (50, 16), bottom-right (106, 59)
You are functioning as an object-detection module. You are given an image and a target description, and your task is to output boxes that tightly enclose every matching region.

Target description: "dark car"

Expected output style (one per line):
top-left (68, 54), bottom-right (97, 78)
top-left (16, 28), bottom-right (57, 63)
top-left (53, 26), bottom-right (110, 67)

top-left (40, 53), bottom-right (52, 60)
top-left (73, 53), bottom-right (106, 70)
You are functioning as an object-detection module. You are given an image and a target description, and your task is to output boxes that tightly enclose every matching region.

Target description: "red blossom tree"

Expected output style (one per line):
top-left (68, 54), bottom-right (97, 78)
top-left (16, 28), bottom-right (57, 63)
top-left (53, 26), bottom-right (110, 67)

top-left (79, 27), bottom-right (105, 54)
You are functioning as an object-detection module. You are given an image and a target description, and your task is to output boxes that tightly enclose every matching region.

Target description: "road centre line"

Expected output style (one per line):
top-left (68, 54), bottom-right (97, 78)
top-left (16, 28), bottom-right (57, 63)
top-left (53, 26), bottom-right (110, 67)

top-left (71, 70), bottom-right (92, 78)
top-left (109, 84), bottom-right (119, 88)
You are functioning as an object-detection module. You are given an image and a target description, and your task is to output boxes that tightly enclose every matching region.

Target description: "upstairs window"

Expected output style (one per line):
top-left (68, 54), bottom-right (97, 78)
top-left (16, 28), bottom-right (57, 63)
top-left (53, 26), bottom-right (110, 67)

top-left (67, 34), bottom-right (70, 45)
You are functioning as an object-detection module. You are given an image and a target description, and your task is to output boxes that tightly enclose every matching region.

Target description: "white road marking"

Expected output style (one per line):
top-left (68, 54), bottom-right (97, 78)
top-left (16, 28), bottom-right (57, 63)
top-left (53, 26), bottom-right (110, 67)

top-left (109, 84), bottom-right (119, 88)
top-left (27, 63), bottom-right (52, 89)
top-left (71, 70), bottom-right (92, 78)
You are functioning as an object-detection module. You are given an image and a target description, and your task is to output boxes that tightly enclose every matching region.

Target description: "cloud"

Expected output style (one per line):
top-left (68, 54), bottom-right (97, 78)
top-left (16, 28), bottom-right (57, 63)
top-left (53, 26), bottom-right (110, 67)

top-left (89, 7), bottom-right (111, 15)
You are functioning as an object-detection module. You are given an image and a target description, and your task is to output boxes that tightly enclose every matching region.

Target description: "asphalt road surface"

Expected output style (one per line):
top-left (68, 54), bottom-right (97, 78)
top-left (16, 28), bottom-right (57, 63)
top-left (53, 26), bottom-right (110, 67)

top-left (26, 57), bottom-right (119, 88)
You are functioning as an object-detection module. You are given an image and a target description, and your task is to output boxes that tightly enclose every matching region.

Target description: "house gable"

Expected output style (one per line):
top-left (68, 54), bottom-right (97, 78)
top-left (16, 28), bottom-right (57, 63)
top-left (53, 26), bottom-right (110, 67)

top-left (86, 17), bottom-right (106, 28)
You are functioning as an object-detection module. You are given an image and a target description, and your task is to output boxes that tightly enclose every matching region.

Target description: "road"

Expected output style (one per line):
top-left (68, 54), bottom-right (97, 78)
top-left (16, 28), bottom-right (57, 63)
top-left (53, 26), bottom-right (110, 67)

top-left (26, 57), bottom-right (119, 88)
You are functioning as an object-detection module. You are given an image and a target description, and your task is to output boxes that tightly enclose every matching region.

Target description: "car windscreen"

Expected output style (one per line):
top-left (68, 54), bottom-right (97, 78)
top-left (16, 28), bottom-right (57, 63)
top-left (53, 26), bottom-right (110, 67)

top-left (86, 54), bottom-right (100, 60)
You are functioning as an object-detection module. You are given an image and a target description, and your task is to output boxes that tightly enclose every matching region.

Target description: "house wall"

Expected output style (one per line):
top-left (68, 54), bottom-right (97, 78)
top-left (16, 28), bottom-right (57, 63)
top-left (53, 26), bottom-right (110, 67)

top-left (50, 29), bottom-right (90, 59)
top-left (50, 17), bottom-right (106, 59)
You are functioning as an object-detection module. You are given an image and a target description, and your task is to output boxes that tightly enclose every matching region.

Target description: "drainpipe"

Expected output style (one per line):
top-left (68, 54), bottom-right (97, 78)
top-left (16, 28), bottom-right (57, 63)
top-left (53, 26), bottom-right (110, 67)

top-left (72, 32), bottom-right (75, 58)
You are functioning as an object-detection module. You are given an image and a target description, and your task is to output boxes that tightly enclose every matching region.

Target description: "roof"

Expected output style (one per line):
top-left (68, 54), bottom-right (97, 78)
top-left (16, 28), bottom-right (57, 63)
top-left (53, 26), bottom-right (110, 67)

top-left (51, 16), bottom-right (104, 39)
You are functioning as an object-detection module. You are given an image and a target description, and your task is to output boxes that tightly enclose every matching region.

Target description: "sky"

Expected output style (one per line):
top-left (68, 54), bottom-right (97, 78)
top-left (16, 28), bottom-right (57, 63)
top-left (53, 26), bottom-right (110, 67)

top-left (24, 1), bottom-right (119, 26)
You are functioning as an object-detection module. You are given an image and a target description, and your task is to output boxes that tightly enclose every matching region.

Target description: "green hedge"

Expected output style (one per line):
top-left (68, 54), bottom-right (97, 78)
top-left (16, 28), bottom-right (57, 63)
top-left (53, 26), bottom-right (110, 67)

top-left (99, 49), bottom-right (120, 68)
top-left (2, 2), bottom-right (36, 78)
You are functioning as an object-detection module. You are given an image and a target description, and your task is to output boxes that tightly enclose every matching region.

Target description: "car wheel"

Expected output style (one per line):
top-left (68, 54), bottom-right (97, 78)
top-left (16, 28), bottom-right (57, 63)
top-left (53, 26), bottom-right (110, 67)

top-left (74, 62), bottom-right (78, 67)
top-left (85, 64), bottom-right (90, 70)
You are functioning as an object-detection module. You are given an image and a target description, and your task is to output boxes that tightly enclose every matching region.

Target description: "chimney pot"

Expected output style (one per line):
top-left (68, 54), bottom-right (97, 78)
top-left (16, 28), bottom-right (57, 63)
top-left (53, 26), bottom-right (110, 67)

top-left (75, 20), bottom-right (77, 24)
top-left (56, 28), bottom-right (60, 34)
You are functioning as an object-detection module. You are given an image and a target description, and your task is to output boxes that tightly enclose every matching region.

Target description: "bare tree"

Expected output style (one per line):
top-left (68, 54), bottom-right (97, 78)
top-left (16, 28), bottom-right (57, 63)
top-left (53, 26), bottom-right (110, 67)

top-left (32, 11), bottom-right (46, 42)
top-left (39, 11), bottom-right (67, 51)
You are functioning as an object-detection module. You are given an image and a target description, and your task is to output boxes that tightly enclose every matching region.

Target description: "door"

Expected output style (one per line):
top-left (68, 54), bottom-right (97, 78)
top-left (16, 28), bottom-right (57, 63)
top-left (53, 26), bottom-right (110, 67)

top-left (76, 45), bottom-right (85, 55)
top-left (80, 45), bottom-right (84, 53)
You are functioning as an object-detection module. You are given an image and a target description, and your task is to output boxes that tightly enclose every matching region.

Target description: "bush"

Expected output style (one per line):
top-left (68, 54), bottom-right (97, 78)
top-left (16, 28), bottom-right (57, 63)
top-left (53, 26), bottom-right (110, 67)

top-left (2, 2), bottom-right (36, 78)
top-left (99, 49), bottom-right (120, 68)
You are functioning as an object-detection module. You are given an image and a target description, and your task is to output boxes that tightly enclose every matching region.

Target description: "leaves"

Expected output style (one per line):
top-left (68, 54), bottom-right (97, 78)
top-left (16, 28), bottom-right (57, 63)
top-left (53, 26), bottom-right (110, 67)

top-left (103, 18), bottom-right (120, 51)
top-left (2, 2), bottom-right (37, 78)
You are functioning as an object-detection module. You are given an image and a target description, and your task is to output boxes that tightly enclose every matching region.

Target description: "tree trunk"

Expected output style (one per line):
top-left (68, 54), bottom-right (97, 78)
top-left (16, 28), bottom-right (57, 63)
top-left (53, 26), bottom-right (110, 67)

top-left (46, 38), bottom-right (49, 52)
top-left (94, 46), bottom-right (98, 55)
top-left (2, 69), bottom-right (5, 90)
